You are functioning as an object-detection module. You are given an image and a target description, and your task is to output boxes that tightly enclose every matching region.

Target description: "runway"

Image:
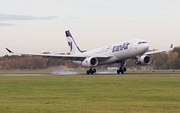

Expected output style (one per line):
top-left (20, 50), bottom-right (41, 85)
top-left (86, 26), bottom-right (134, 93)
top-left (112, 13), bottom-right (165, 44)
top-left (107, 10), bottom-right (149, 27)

top-left (0, 73), bottom-right (180, 76)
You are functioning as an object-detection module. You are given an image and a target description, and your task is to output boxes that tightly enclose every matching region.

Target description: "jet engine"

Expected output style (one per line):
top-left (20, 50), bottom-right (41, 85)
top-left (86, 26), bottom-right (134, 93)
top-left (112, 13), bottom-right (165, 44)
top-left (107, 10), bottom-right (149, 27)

top-left (82, 57), bottom-right (98, 67)
top-left (135, 55), bottom-right (152, 65)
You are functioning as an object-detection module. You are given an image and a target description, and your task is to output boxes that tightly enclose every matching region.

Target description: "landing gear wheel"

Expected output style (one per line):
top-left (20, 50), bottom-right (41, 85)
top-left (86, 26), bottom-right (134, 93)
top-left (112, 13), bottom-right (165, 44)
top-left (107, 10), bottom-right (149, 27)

top-left (123, 67), bottom-right (126, 72)
top-left (117, 70), bottom-right (120, 74)
top-left (86, 68), bottom-right (96, 75)
top-left (117, 67), bottom-right (126, 74)
top-left (121, 71), bottom-right (124, 74)
top-left (89, 68), bottom-right (93, 75)
top-left (90, 71), bottom-right (94, 74)
top-left (117, 61), bottom-right (126, 75)
top-left (86, 70), bottom-right (90, 75)
top-left (93, 68), bottom-right (96, 73)
top-left (117, 69), bottom-right (124, 74)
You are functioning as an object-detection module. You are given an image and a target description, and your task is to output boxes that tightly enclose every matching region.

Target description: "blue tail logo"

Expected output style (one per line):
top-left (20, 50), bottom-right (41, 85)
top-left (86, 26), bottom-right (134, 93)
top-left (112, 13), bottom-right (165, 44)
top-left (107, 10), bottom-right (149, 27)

top-left (68, 41), bottom-right (72, 51)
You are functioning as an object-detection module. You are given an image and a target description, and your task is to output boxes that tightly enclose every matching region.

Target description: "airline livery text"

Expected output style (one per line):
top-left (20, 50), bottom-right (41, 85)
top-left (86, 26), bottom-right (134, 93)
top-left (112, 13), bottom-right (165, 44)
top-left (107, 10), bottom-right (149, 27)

top-left (112, 42), bottom-right (130, 52)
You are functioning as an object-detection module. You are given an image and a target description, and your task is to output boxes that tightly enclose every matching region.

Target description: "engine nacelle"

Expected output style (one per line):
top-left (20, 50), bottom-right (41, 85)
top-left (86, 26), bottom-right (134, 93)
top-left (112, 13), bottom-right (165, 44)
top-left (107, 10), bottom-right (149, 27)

top-left (135, 55), bottom-right (152, 65)
top-left (82, 57), bottom-right (98, 67)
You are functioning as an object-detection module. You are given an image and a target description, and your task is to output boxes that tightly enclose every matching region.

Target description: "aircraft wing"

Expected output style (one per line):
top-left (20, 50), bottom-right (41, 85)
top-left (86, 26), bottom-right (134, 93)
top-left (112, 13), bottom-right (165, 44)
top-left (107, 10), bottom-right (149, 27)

top-left (6, 48), bottom-right (112, 61)
top-left (144, 44), bottom-right (173, 55)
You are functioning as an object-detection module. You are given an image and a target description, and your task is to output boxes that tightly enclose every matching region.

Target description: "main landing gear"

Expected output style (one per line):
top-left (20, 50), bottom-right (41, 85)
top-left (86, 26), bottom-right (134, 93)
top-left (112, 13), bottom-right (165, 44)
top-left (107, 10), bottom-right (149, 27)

top-left (86, 68), bottom-right (96, 75)
top-left (117, 67), bottom-right (126, 74)
top-left (117, 61), bottom-right (126, 74)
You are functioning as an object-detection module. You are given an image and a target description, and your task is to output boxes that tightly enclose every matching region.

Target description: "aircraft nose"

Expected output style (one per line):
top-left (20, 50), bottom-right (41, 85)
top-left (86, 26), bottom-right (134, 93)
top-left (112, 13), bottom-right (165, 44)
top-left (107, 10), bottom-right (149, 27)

top-left (145, 43), bottom-right (149, 51)
top-left (138, 43), bottom-right (149, 52)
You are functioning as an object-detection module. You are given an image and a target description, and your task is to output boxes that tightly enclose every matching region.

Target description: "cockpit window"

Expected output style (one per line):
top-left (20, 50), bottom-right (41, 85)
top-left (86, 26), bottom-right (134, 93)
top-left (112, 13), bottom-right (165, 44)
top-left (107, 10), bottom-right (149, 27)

top-left (138, 42), bottom-right (147, 44)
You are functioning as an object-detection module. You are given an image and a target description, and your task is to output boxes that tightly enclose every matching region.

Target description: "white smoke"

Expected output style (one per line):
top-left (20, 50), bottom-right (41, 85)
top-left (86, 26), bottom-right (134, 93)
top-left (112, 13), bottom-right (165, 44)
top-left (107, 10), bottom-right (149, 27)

top-left (52, 70), bottom-right (117, 75)
top-left (96, 71), bottom-right (117, 75)
top-left (52, 70), bottom-right (78, 75)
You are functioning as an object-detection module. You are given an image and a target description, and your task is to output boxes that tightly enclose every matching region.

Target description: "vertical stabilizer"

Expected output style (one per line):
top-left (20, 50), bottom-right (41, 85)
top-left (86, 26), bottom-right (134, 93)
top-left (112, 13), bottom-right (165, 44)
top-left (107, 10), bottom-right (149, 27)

top-left (65, 30), bottom-right (82, 54)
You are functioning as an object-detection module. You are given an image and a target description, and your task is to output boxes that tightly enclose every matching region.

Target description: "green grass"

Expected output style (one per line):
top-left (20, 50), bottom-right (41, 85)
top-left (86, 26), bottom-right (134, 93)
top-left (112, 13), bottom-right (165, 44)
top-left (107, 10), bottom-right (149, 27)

top-left (0, 69), bottom-right (52, 74)
top-left (126, 69), bottom-right (180, 74)
top-left (0, 76), bottom-right (180, 113)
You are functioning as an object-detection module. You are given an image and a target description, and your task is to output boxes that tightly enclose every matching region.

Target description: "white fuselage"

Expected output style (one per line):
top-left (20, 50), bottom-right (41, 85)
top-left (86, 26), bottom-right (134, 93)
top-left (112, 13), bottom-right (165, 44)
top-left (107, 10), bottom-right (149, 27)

top-left (73, 39), bottom-right (149, 66)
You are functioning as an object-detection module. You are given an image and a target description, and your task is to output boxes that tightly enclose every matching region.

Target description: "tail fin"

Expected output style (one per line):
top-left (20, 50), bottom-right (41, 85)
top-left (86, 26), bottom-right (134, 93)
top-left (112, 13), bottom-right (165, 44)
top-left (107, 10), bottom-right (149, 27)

top-left (65, 30), bottom-right (82, 54)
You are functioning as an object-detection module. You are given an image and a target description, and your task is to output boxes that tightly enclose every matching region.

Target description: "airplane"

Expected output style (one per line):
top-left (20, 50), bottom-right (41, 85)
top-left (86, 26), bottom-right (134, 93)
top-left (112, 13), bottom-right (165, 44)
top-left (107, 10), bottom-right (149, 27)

top-left (6, 30), bottom-right (173, 74)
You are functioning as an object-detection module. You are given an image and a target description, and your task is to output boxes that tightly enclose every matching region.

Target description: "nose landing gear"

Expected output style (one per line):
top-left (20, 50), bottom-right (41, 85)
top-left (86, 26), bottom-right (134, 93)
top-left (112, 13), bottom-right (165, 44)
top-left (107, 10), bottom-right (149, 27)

top-left (117, 67), bottom-right (126, 74)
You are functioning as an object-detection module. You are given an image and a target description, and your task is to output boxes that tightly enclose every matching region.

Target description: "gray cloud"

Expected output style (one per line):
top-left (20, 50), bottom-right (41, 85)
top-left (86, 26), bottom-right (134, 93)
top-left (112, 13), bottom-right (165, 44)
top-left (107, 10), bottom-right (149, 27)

top-left (0, 13), bottom-right (58, 21)
top-left (0, 23), bottom-right (14, 26)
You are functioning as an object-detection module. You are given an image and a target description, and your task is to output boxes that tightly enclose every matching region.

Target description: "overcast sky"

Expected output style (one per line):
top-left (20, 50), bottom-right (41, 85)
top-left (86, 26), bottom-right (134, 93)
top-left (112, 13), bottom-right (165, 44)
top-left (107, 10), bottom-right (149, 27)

top-left (0, 0), bottom-right (180, 56)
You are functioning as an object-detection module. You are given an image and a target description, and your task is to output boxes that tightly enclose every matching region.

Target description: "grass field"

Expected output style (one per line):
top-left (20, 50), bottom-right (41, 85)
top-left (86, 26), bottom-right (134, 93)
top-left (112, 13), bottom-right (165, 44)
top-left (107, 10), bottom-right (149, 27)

top-left (0, 75), bottom-right (180, 113)
top-left (0, 70), bottom-right (52, 74)
top-left (126, 69), bottom-right (180, 74)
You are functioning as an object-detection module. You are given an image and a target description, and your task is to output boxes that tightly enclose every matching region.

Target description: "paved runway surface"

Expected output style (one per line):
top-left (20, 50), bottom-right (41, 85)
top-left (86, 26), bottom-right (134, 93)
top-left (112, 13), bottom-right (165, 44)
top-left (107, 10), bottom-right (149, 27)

top-left (0, 73), bottom-right (180, 76)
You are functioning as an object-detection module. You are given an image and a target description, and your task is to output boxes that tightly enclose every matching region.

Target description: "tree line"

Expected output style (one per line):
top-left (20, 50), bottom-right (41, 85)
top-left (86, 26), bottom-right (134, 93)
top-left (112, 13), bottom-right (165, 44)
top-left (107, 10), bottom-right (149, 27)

top-left (0, 55), bottom-right (78, 70)
top-left (126, 47), bottom-right (180, 69)
top-left (1, 47), bottom-right (180, 70)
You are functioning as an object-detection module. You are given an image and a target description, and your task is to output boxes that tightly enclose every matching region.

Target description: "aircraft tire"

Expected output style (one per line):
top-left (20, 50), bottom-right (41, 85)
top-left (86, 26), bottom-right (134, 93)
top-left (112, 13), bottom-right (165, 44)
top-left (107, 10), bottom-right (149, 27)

top-left (93, 68), bottom-right (96, 73)
top-left (90, 71), bottom-right (94, 74)
top-left (86, 70), bottom-right (90, 75)
top-left (121, 71), bottom-right (124, 74)
top-left (123, 67), bottom-right (126, 72)
top-left (117, 70), bottom-right (120, 74)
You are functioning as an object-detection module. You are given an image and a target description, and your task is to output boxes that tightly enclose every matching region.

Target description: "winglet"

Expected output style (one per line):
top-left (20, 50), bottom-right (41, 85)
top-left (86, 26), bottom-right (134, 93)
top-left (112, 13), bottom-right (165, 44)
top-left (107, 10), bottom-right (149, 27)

top-left (170, 44), bottom-right (173, 48)
top-left (6, 48), bottom-right (14, 53)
